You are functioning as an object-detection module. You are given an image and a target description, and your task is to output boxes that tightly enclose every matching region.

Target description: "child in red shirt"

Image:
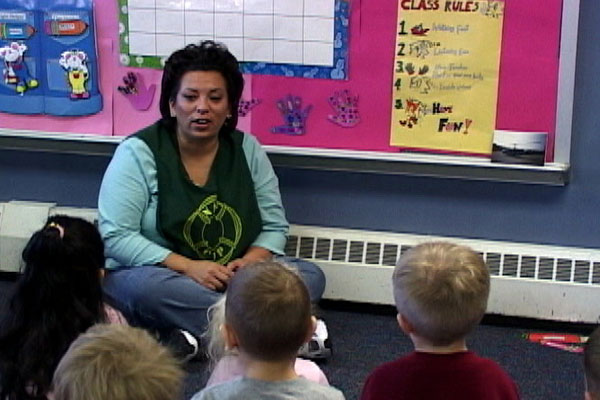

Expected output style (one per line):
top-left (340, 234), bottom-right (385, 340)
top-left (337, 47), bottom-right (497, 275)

top-left (361, 242), bottom-right (520, 400)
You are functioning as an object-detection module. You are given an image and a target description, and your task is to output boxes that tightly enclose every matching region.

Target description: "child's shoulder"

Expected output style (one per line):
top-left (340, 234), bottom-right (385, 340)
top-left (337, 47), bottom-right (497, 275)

top-left (294, 357), bottom-right (329, 385)
top-left (367, 351), bottom-right (507, 378)
top-left (190, 377), bottom-right (244, 400)
top-left (455, 351), bottom-right (513, 375)
top-left (362, 352), bottom-right (518, 400)
top-left (290, 377), bottom-right (344, 399)
top-left (193, 377), bottom-right (344, 400)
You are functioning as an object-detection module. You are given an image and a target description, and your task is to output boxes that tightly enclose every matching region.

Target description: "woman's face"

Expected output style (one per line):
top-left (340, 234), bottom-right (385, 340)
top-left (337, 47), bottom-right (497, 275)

top-left (169, 70), bottom-right (230, 143)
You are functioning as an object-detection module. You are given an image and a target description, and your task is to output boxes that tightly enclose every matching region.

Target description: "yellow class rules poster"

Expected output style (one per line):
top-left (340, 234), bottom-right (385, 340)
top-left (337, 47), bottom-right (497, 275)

top-left (390, 0), bottom-right (504, 155)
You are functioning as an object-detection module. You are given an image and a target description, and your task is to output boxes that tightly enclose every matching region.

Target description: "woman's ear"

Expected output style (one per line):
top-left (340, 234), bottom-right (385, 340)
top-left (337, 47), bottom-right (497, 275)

top-left (169, 100), bottom-right (176, 117)
top-left (221, 323), bottom-right (239, 350)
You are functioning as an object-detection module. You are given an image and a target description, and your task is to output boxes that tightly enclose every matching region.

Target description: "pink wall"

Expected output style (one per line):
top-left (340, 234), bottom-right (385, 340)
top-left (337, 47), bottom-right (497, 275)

top-left (250, 0), bottom-right (562, 160)
top-left (0, 0), bottom-right (562, 160)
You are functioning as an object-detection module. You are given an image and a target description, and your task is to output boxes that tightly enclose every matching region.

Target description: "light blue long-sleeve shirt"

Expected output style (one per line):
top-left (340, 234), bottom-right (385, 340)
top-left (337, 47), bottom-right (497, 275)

top-left (98, 132), bottom-right (289, 269)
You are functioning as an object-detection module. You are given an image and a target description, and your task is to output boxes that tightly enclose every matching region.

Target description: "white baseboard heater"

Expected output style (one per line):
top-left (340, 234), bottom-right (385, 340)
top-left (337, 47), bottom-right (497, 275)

top-left (2, 201), bottom-right (599, 323)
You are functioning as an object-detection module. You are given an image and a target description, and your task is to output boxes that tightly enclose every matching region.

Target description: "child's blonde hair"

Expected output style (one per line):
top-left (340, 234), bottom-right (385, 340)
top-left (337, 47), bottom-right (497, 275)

top-left (52, 324), bottom-right (183, 400)
top-left (585, 328), bottom-right (600, 399)
top-left (393, 242), bottom-right (490, 346)
top-left (225, 260), bottom-right (312, 361)
top-left (203, 295), bottom-right (230, 368)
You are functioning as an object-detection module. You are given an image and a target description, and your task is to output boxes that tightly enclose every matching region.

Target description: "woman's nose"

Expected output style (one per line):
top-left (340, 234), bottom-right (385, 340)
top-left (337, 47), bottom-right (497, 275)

top-left (195, 97), bottom-right (209, 113)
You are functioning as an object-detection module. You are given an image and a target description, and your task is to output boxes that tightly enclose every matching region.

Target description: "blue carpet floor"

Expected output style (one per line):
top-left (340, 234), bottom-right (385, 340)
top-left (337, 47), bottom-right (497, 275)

top-left (0, 279), bottom-right (588, 399)
top-left (181, 304), bottom-right (586, 400)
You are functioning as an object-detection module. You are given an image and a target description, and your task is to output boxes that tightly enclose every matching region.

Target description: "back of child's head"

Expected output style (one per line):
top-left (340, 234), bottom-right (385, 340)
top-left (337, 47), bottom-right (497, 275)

top-left (20, 214), bottom-right (105, 312)
top-left (0, 215), bottom-right (106, 399)
top-left (52, 323), bottom-right (183, 400)
top-left (585, 327), bottom-right (600, 400)
top-left (225, 261), bottom-right (312, 362)
top-left (393, 241), bottom-right (489, 346)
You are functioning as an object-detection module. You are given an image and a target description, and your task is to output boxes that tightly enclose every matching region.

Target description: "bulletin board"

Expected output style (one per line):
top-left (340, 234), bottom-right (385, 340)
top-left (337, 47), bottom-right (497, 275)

top-left (0, 0), bottom-right (580, 182)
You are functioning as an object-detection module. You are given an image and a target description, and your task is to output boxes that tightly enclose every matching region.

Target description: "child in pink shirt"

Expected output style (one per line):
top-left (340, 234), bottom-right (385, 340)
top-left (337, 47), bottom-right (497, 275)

top-left (203, 294), bottom-right (329, 386)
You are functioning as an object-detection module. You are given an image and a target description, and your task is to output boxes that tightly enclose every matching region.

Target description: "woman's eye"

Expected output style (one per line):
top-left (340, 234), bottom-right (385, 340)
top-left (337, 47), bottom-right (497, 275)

top-left (183, 95), bottom-right (196, 101)
top-left (210, 96), bottom-right (222, 101)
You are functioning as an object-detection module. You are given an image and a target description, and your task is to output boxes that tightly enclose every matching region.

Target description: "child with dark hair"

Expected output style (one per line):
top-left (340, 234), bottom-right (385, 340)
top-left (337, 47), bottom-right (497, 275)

top-left (191, 261), bottom-right (344, 400)
top-left (0, 215), bottom-right (122, 399)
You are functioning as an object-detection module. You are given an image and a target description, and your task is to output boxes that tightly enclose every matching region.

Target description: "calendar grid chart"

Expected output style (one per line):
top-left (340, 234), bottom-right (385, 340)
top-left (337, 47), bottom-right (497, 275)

top-left (240, 0), bottom-right (349, 79)
top-left (119, 0), bottom-right (350, 80)
top-left (182, 0), bottom-right (217, 47)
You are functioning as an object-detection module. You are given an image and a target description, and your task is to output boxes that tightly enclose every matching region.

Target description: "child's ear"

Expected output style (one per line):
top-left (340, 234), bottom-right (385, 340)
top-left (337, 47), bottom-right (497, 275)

top-left (222, 323), bottom-right (239, 349)
top-left (584, 391), bottom-right (593, 400)
top-left (303, 316), bottom-right (317, 343)
top-left (397, 313), bottom-right (415, 335)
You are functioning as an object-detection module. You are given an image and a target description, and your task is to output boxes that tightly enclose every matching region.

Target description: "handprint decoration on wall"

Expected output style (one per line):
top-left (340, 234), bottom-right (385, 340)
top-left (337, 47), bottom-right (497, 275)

top-left (271, 95), bottom-right (312, 135)
top-left (238, 98), bottom-right (261, 117)
top-left (117, 71), bottom-right (156, 111)
top-left (327, 89), bottom-right (360, 128)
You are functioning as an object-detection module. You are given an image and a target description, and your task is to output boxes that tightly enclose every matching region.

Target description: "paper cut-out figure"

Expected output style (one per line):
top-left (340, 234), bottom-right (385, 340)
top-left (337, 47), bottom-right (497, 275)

top-left (59, 49), bottom-right (89, 99)
top-left (272, 95), bottom-right (312, 135)
top-left (0, 41), bottom-right (38, 94)
top-left (399, 98), bottom-right (424, 128)
top-left (480, 1), bottom-right (504, 18)
top-left (117, 71), bottom-right (155, 111)
top-left (327, 89), bottom-right (360, 128)
top-left (405, 62), bottom-right (429, 76)
top-left (411, 24), bottom-right (430, 36)
top-left (409, 40), bottom-right (439, 59)
top-left (238, 98), bottom-right (260, 117)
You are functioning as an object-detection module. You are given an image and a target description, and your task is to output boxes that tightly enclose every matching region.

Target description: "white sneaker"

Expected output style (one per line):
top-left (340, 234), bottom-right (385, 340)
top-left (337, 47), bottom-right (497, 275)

top-left (298, 319), bottom-right (332, 359)
top-left (163, 329), bottom-right (199, 362)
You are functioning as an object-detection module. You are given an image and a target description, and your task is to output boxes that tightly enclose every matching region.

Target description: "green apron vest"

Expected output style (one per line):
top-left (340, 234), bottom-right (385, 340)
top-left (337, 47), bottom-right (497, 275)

top-left (136, 122), bottom-right (262, 265)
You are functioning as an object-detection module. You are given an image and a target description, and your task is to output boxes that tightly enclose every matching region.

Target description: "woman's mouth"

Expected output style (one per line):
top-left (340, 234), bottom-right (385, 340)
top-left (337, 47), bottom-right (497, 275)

top-left (191, 118), bottom-right (210, 127)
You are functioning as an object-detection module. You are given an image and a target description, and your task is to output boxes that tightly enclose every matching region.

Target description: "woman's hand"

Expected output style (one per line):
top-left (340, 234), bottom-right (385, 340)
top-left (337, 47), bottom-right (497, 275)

top-left (163, 253), bottom-right (233, 291)
top-left (184, 260), bottom-right (233, 291)
top-left (226, 246), bottom-right (273, 272)
top-left (226, 258), bottom-right (249, 272)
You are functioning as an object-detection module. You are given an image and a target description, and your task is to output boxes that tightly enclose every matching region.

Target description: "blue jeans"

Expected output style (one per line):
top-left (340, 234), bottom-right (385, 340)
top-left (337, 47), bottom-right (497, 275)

top-left (102, 257), bottom-right (326, 339)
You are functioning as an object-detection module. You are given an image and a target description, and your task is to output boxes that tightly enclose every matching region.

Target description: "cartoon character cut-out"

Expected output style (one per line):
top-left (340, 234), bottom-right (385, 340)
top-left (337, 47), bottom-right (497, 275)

top-left (0, 41), bottom-right (38, 94)
top-left (59, 50), bottom-right (89, 99)
top-left (399, 99), bottom-right (424, 128)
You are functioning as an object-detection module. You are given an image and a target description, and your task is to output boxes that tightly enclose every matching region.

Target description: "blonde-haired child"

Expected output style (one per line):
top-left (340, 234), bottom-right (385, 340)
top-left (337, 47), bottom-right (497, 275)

top-left (52, 323), bottom-right (183, 400)
top-left (361, 241), bottom-right (519, 400)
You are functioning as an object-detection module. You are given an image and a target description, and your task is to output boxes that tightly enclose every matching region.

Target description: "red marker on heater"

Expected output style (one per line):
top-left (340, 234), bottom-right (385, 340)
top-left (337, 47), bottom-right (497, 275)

top-left (523, 332), bottom-right (588, 344)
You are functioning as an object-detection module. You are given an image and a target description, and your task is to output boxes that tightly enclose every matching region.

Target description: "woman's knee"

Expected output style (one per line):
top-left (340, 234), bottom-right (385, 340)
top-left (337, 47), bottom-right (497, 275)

top-left (104, 267), bottom-right (183, 314)
top-left (279, 257), bottom-right (326, 301)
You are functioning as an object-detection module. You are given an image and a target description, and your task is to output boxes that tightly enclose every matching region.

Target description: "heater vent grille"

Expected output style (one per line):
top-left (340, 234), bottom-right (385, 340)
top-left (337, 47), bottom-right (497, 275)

top-left (286, 226), bottom-right (600, 286)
